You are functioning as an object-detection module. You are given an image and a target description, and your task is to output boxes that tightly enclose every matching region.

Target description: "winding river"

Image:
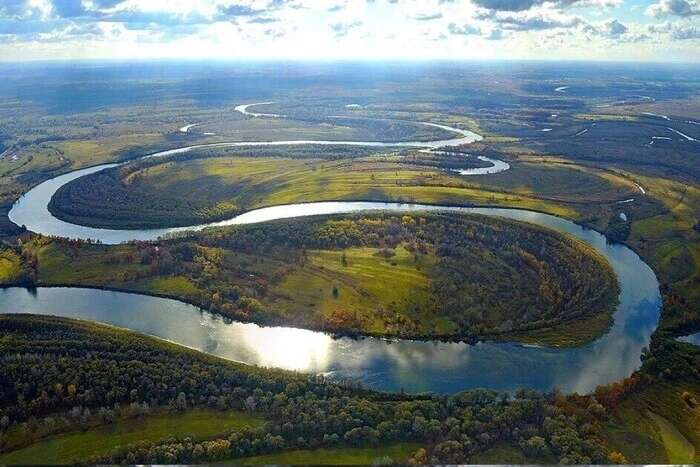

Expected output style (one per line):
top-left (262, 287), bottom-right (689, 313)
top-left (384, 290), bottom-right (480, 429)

top-left (2, 104), bottom-right (660, 394)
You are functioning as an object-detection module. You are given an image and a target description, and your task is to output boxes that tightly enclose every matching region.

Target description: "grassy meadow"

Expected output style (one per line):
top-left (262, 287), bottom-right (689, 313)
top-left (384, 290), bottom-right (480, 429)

top-left (231, 442), bottom-right (422, 465)
top-left (0, 410), bottom-right (265, 465)
top-left (0, 248), bottom-right (23, 283)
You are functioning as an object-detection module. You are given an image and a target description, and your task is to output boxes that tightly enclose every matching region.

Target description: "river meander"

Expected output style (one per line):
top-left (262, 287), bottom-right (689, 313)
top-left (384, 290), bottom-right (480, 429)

top-left (2, 107), bottom-right (661, 394)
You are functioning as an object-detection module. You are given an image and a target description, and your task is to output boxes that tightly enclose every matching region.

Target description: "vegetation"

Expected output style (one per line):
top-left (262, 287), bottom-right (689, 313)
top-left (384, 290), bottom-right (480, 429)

top-left (0, 314), bottom-right (616, 464)
top-left (0, 409), bottom-right (264, 465)
top-left (18, 213), bottom-right (619, 344)
top-left (48, 152), bottom-right (639, 229)
top-left (0, 243), bottom-right (33, 285)
top-left (232, 442), bottom-right (421, 465)
top-left (0, 247), bottom-right (23, 283)
top-left (595, 341), bottom-right (700, 463)
top-left (2, 62), bottom-right (700, 464)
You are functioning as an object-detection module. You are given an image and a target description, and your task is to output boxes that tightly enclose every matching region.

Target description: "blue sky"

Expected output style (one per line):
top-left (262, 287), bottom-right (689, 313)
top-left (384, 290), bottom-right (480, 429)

top-left (0, 0), bottom-right (698, 61)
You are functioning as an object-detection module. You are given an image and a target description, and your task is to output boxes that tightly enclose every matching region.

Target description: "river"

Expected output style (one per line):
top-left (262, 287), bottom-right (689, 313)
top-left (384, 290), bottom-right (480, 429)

top-left (1, 105), bottom-right (661, 394)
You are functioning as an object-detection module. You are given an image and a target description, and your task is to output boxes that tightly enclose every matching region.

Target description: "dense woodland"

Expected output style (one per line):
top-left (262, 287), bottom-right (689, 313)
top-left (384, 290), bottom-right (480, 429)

top-left (0, 315), bottom-right (620, 464)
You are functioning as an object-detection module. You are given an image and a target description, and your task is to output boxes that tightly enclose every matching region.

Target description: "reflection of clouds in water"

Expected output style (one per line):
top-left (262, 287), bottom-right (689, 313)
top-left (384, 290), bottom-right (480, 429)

top-left (554, 299), bottom-right (659, 394)
top-left (678, 332), bottom-right (700, 345)
top-left (2, 281), bottom-right (660, 394)
top-left (0, 201), bottom-right (661, 394)
top-left (200, 315), bottom-right (221, 354)
top-left (619, 299), bottom-right (661, 343)
top-left (561, 327), bottom-right (644, 394)
top-left (381, 340), bottom-right (471, 369)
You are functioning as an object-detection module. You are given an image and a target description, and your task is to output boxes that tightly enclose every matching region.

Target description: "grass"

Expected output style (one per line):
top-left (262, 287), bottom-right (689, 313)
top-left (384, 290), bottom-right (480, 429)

top-left (508, 304), bottom-right (615, 347)
top-left (647, 411), bottom-right (696, 463)
top-left (602, 381), bottom-right (700, 463)
top-left (625, 173), bottom-right (700, 316)
top-left (273, 245), bottom-right (438, 334)
top-left (469, 442), bottom-right (556, 464)
top-left (307, 246), bottom-right (434, 309)
top-left (0, 409), bottom-right (265, 465)
top-left (26, 210), bottom-right (619, 344)
top-left (35, 242), bottom-right (148, 285)
top-left (136, 275), bottom-right (200, 296)
top-left (0, 248), bottom-right (23, 283)
top-left (230, 442), bottom-right (421, 465)
top-left (53, 134), bottom-right (165, 168)
top-left (468, 160), bottom-right (639, 203)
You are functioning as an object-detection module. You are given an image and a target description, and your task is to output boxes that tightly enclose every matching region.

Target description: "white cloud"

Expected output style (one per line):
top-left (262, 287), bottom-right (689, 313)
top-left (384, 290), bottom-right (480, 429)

top-left (646, 0), bottom-right (700, 17)
top-left (0, 0), bottom-right (697, 61)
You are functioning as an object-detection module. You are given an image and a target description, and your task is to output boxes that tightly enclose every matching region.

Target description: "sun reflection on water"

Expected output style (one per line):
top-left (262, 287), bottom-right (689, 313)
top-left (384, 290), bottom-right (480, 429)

top-left (238, 324), bottom-right (334, 372)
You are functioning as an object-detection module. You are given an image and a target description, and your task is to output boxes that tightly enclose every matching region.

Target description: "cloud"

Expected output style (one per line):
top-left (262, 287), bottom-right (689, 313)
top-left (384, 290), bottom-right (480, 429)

top-left (671, 24), bottom-right (700, 38)
top-left (646, 0), bottom-right (700, 17)
top-left (0, 0), bottom-right (32, 19)
top-left (648, 21), bottom-right (673, 32)
top-left (447, 22), bottom-right (481, 35)
top-left (485, 28), bottom-right (505, 39)
top-left (494, 13), bottom-right (585, 30)
top-left (248, 16), bottom-right (279, 23)
top-left (471, 0), bottom-right (621, 12)
top-left (91, 0), bottom-right (126, 8)
top-left (648, 21), bottom-right (700, 39)
top-left (471, 0), bottom-right (538, 12)
top-left (601, 18), bottom-right (628, 36)
top-left (329, 20), bottom-right (362, 37)
top-left (264, 27), bottom-right (285, 38)
top-left (0, 0), bottom-right (696, 60)
top-left (412, 12), bottom-right (443, 20)
top-left (50, 0), bottom-right (88, 18)
top-left (0, 18), bottom-right (69, 36)
top-left (217, 4), bottom-right (266, 18)
top-left (0, 17), bottom-right (106, 42)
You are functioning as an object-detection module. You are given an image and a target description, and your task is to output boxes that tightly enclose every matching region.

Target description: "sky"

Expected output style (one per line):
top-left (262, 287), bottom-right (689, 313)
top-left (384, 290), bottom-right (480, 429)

top-left (0, 0), bottom-right (698, 62)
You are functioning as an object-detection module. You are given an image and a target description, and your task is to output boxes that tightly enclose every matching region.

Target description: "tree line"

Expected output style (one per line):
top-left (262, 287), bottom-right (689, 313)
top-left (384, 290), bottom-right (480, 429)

top-left (0, 314), bottom-right (621, 464)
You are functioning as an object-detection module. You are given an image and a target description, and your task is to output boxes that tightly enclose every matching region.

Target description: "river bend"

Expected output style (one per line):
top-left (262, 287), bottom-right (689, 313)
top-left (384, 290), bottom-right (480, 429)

top-left (1, 104), bottom-right (660, 394)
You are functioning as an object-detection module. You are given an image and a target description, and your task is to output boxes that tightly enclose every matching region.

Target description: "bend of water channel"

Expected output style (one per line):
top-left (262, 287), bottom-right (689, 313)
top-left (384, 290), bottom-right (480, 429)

top-left (2, 105), bottom-right (660, 394)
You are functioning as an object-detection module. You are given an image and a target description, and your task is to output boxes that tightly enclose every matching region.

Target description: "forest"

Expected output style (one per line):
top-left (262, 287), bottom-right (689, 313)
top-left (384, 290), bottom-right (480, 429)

top-left (9, 213), bottom-right (619, 344)
top-left (0, 314), bottom-right (618, 464)
top-left (1, 61), bottom-right (699, 464)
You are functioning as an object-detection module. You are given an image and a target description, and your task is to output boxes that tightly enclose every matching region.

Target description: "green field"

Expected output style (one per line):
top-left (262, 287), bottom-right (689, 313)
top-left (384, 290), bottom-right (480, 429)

top-left (469, 442), bottom-right (557, 464)
top-left (2, 314), bottom-right (618, 465)
top-left (647, 411), bottom-right (696, 463)
top-left (0, 409), bottom-right (265, 465)
top-left (231, 442), bottom-right (421, 465)
top-left (601, 380), bottom-right (700, 464)
top-left (2, 63), bottom-right (700, 465)
top-left (272, 245), bottom-right (437, 334)
top-left (0, 248), bottom-right (23, 283)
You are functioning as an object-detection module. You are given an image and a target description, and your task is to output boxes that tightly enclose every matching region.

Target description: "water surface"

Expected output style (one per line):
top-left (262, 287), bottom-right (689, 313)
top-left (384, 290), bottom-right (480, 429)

top-left (1, 204), bottom-right (661, 395)
top-left (678, 332), bottom-right (700, 345)
top-left (2, 107), bottom-right (661, 394)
